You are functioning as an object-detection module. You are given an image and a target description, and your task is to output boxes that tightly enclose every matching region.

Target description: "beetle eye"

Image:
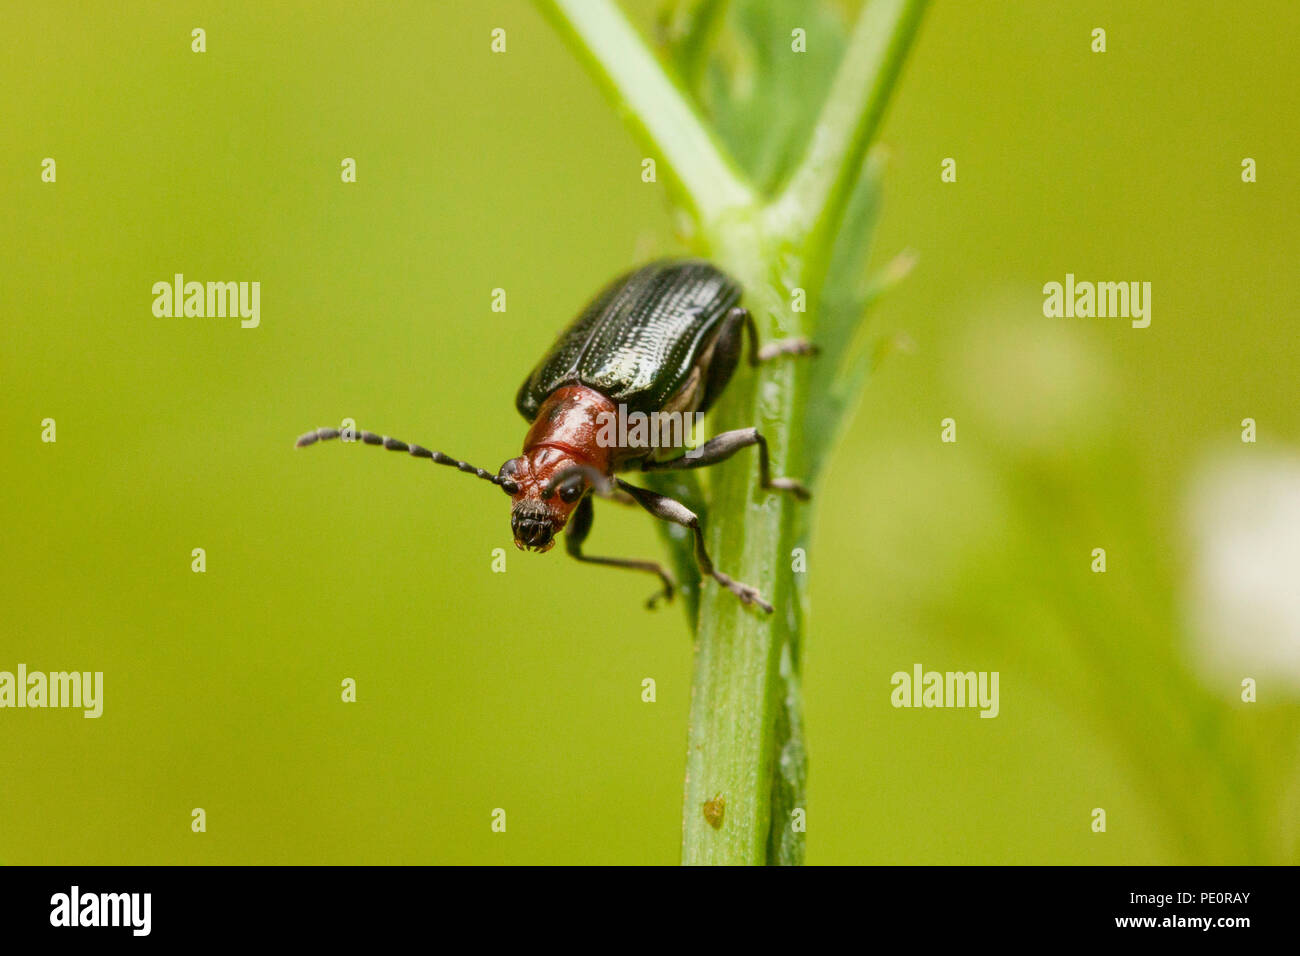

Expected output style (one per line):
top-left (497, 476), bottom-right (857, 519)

top-left (558, 481), bottom-right (584, 504)
top-left (497, 459), bottom-right (520, 495)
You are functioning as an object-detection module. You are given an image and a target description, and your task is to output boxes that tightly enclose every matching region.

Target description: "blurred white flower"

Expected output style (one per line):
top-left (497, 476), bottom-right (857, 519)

top-left (1187, 455), bottom-right (1300, 690)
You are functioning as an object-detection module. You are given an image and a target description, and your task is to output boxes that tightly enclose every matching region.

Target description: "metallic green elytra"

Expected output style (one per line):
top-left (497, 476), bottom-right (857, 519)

top-left (515, 259), bottom-right (742, 420)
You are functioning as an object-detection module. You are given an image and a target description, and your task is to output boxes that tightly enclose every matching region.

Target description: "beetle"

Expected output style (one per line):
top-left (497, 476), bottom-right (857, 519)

top-left (296, 259), bottom-right (815, 612)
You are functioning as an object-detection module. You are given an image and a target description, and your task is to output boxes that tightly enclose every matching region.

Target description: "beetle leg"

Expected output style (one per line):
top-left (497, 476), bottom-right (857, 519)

top-left (642, 427), bottom-right (811, 500)
top-left (616, 479), bottom-right (774, 614)
top-left (565, 496), bottom-right (676, 608)
top-left (731, 306), bottom-right (819, 365)
top-left (598, 487), bottom-right (638, 507)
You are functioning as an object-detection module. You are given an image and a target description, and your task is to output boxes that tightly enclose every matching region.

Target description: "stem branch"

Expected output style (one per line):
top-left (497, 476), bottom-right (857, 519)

top-left (768, 0), bottom-right (927, 263)
top-left (537, 0), bottom-right (755, 223)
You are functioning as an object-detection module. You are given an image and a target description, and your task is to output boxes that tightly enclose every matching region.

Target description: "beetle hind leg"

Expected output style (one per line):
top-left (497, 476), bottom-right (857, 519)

top-left (697, 307), bottom-right (818, 417)
top-left (731, 306), bottom-right (818, 366)
top-left (565, 496), bottom-right (676, 608)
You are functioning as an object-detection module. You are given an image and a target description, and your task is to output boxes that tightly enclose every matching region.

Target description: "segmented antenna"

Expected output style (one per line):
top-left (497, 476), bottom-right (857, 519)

top-left (295, 427), bottom-right (503, 485)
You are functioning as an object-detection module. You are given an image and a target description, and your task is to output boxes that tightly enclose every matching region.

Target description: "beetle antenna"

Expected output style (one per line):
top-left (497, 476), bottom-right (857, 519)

top-left (295, 427), bottom-right (504, 485)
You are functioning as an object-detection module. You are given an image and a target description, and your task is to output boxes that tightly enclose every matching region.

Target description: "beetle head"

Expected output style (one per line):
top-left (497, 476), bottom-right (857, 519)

top-left (498, 448), bottom-right (589, 553)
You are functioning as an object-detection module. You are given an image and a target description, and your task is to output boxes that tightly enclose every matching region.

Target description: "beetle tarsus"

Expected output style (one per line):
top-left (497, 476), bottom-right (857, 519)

top-left (765, 476), bottom-right (812, 500)
top-left (645, 579), bottom-right (676, 610)
top-left (756, 339), bottom-right (819, 362)
top-left (711, 571), bottom-right (774, 615)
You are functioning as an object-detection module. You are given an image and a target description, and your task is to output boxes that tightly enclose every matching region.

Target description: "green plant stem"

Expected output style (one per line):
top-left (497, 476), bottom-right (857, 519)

top-left (536, 0), bottom-right (926, 864)
top-left (680, 0), bottom-right (925, 865)
top-left (537, 0), bottom-right (754, 223)
top-left (680, 228), bottom-right (811, 865)
top-left (767, 0), bottom-right (927, 277)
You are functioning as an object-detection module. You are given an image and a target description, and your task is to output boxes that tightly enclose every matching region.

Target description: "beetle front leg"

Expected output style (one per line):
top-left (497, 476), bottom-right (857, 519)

top-left (643, 427), bottom-right (811, 500)
top-left (616, 480), bottom-right (774, 614)
top-left (596, 486), bottom-right (638, 507)
top-left (565, 496), bottom-right (676, 609)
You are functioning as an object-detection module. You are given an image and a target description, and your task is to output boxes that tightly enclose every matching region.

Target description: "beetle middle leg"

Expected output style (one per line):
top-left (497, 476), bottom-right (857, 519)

top-left (565, 495), bottom-right (676, 608)
top-left (616, 479), bottom-right (774, 614)
top-left (642, 427), bottom-right (811, 500)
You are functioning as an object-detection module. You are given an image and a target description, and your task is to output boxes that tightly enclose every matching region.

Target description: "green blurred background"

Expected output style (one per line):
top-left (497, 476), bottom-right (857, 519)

top-left (3, 0), bottom-right (1297, 864)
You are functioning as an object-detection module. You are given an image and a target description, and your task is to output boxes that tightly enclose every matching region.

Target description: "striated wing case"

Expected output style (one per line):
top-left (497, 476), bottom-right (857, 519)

top-left (515, 260), bottom-right (741, 420)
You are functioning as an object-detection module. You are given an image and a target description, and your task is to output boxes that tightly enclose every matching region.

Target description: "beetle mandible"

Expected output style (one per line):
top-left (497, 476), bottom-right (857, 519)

top-left (296, 259), bottom-right (815, 612)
